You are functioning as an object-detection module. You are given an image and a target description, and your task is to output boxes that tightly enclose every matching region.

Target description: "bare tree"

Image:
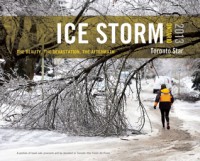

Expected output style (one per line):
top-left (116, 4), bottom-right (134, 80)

top-left (0, 0), bottom-right (200, 136)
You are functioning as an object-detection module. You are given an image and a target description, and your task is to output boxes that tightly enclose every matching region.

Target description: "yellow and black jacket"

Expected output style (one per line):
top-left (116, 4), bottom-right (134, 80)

top-left (154, 88), bottom-right (174, 109)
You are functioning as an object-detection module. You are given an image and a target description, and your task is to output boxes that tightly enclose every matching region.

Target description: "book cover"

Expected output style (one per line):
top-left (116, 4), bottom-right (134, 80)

top-left (0, 0), bottom-right (200, 160)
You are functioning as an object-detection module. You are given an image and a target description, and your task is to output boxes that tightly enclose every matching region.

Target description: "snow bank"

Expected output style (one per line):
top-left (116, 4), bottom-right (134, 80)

top-left (174, 100), bottom-right (200, 135)
top-left (172, 76), bottom-right (200, 135)
top-left (180, 77), bottom-right (199, 97)
top-left (0, 128), bottom-right (112, 150)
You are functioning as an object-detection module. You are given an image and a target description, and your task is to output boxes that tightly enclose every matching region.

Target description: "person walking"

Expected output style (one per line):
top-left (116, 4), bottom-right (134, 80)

top-left (154, 84), bottom-right (174, 129)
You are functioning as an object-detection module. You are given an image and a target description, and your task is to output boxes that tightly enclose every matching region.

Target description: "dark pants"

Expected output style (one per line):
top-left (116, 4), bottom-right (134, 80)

top-left (159, 107), bottom-right (171, 127)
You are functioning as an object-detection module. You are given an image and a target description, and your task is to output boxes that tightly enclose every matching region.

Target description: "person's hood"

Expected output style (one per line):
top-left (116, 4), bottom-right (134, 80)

top-left (161, 88), bottom-right (170, 94)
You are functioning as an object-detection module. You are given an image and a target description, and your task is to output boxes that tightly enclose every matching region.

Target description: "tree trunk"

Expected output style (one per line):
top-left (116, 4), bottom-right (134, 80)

top-left (0, 19), bottom-right (16, 80)
top-left (16, 20), bottom-right (38, 79)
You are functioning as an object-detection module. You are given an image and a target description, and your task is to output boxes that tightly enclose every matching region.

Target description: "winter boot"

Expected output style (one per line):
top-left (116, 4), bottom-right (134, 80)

top-left (167, 122), bottom-right (170, 130)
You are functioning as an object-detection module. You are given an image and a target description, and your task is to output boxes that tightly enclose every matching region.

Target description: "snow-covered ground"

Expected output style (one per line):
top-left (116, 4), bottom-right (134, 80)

top-left (0, 77), bottom-right (200, 161)
top-left (174, 100), bottom-right (200, 135)
top-left (0, 128), bottom-right (114, 150)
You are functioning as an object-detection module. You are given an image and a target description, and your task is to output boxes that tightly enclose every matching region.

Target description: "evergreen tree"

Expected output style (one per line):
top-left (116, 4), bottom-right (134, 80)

top-left (192, 62), bottom-right (200, 91)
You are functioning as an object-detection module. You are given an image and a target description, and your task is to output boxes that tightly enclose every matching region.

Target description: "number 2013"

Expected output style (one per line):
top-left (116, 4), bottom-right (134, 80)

top-left (174, 24), bottom-right (184, 44)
